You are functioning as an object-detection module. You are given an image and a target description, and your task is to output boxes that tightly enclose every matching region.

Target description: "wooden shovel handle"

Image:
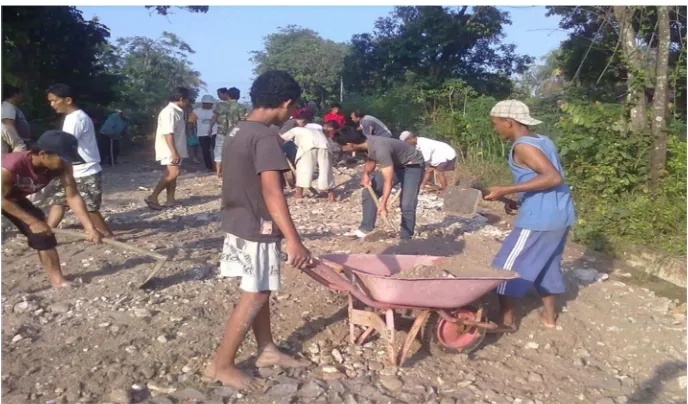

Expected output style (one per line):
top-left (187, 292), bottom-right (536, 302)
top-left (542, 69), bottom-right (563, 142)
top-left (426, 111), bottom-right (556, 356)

top-left (365, 185), bottom-right (397, 234)
top-left (51, 228), bottom-right (168, 261)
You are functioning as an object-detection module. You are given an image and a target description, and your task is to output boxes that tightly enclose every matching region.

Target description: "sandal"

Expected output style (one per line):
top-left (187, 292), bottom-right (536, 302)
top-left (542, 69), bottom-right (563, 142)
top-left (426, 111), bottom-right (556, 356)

top-left (144, 198), bottom-right (163, 211)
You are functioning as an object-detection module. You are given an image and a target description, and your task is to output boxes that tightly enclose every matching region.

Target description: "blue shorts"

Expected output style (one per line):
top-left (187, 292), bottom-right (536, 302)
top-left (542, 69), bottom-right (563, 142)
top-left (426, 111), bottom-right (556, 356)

top-left (492, 227), bottom-right (569, 298)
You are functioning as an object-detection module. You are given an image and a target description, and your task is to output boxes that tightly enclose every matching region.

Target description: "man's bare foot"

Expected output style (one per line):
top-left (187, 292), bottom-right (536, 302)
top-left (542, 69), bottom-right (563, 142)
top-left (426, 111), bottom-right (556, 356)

top-left (539, 310), bottom-right (557, 328)
top-left (50, 280), bottom-right (73, 289)
top-left (255, 345), bottom-right (310, 368)
top-left (203, 362), bottom-right (260, 391)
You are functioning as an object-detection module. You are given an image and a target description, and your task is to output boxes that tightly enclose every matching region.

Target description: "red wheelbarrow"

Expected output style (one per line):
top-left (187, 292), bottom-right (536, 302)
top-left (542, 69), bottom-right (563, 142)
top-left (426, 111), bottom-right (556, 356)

top-left (301, 254), bottom-right (519, 366)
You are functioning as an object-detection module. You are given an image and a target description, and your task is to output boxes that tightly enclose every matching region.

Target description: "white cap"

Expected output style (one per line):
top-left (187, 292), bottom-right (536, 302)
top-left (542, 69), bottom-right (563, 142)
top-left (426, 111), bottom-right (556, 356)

top-left (399, 131), bottom-right (413, 141)
top-left (490, 100), bottom-right (542, 126)
top-left (201, 95), bottom-right (216, 104)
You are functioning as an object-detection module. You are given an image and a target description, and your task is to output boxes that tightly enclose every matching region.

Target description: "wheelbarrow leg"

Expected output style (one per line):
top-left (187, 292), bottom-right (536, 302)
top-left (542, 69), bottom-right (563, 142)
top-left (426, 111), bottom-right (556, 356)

top-left (386, 309), bottom-right (396, 365)
top-left (348, 293), bottom-right (355, 345)
top-left (398, 310), bottom-right (431, 367)
top-left (356, 326), bottom-right (375, 345)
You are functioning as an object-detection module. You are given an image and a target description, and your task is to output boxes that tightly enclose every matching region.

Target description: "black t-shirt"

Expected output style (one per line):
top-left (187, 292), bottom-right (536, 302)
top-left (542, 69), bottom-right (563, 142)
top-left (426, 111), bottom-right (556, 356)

top-left (221, 121), bottom-right (290, 242)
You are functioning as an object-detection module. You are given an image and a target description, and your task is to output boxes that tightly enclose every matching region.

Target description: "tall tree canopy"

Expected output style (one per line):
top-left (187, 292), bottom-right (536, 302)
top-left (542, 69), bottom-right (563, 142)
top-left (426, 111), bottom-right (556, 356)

top-left (2, 6), bottom-right (119, 121)
top-left (251, 26), bottom-right (349, 106)
top-left (342, 6), bottom-right (533, 98)
top-left (111, 32), bottom-right (205, 135)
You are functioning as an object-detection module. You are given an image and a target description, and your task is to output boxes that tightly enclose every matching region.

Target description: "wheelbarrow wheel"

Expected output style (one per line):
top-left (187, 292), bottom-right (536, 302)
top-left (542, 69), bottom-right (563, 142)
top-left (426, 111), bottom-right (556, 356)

top-left (422, 306), bottom-right (486, 356)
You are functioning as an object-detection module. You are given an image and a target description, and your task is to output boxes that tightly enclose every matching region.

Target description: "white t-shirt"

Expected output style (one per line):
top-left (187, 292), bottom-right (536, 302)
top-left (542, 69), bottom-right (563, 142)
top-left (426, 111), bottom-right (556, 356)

top-left (62, 109), bottom-right (102, 178)
top-left (155, 102), bottom-right (188, 161)
top-left (192, 107), bottom-right (216, 137)
top-left (1, 101), bottom-right (16, 120)
top-left (281, 127), bottom-right (329, 162)
top-left (416, 137), bottom-right (456, 167)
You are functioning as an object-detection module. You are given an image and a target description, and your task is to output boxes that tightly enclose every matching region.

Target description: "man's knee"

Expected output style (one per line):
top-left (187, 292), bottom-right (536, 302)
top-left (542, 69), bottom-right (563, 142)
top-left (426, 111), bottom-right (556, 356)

top-left (28, 232), bottom-right (58, 251)
top-left (166, 166), bottom-right (181, 179)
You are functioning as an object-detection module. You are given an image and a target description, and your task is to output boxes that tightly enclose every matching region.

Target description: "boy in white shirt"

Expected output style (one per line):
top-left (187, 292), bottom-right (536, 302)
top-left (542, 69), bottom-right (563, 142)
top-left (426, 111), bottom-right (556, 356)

top-left (145, 87), bottom-right (190, 210)
top-left (283, 113), bottom-right (335, 201)
top-left (45, 83), bottom-right (113, 237)
top-left (399, 131), bottom-right (457, 192)
top-left (189, 95), bottom-right (217, 171)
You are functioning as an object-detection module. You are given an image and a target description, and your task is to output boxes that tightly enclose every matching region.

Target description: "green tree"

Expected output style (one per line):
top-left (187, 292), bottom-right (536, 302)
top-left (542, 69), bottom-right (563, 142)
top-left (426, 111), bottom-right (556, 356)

top-left (2, 6), bottom-right (120, 131)
top-left (251, 26), bottom-right (349, 107)
top-left (145, 6), bottom-right (209, 16)
top-left (111, 32), bottom-right (206, 136)
top-left (343, 6), bottom-right (533, 98)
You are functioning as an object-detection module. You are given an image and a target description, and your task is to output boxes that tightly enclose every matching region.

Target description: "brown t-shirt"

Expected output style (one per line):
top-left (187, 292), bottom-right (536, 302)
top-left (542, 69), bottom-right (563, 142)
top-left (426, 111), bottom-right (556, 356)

top-left (221, 120), bottom-right (290, 242)
top-left (1, 151), bottom-right (61, 199)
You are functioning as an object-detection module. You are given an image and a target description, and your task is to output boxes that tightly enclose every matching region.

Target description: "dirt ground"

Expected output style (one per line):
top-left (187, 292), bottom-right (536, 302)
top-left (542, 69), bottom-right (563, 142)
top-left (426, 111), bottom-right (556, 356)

top-left (1, 151), bottom-right (686, 404)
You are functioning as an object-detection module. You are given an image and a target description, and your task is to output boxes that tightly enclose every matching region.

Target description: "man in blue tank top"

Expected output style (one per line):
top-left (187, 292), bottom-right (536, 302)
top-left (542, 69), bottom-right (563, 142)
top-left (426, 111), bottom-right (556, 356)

top-left (484, 100), bottom-right (576, 332)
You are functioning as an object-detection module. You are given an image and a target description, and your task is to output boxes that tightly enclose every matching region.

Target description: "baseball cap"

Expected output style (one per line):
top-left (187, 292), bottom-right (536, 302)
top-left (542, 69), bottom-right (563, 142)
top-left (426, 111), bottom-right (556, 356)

top-left (201, 95), bottom-right (215, 104)
top-left (36, 130), bottom-right (84, 163)
top-left (399, 131), bottom-right (413, 141)
top-left (490, 100), bottom-right (542, 126)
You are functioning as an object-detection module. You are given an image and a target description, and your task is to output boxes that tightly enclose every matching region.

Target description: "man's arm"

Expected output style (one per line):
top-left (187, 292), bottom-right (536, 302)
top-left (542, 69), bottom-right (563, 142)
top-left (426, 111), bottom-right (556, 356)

top-left (485, 143), bottom-right (563, 200)
top-left (379, 165), bottom-right (395, 208)
top-left (260, 170), bottom-right (310, 268)
top-left (3, 124), bottom-right (26, 152)
top-left (360, 159), bottom-right (376, 187)
top-left (59, 165), bottom-right (101, 242)
top-left (420, 165), bottom-right (434, 189)
top-left (1, 168), bottom-right (50, 233)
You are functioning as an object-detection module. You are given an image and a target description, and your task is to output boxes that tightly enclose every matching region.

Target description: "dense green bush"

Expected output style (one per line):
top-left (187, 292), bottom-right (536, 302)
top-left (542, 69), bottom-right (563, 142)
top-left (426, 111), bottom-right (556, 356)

top-left (556, 101), bottom-right (686, 254)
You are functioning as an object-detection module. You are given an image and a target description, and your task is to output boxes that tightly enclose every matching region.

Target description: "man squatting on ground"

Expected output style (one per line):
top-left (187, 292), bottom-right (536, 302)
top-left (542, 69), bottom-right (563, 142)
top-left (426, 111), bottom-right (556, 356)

top-left (45, 83), bottom-right (114, 237)
top-left (399, 130), bottom-right (457, 192)
top-left (204, 70), bottom-right (313, 390)
top-left (484, 100), bottom-right (576, 331)
top-left (1, 131), bottom-right (102, 287)
top-left (281, 112), bottom-right (335, 202)
top-left (145, 87), bottom-right (190, 210)
top-left (335, 127), bottom-right (425, 240)
top-left (209, 87), bottom-right (246, 179)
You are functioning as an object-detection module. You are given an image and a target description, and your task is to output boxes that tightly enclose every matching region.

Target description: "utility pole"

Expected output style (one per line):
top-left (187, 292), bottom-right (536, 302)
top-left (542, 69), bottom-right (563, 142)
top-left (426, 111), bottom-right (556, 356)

top-left (340, 77), bottom-right (344, 102)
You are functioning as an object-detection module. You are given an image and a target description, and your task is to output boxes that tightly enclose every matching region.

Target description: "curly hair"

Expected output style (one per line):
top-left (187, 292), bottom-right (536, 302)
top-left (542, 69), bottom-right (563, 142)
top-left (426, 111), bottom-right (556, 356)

top-left (250, 71), bottom-right (301, 109)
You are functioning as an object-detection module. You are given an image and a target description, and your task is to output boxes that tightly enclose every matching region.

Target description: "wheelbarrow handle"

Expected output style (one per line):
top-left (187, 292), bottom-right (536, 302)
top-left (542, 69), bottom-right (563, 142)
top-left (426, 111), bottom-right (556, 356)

top-left (51, 228), bottom-right (168, 261)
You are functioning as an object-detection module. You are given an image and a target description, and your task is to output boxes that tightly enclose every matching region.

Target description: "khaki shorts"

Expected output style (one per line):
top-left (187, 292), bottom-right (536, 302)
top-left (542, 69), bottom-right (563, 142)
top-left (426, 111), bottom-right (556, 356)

top-left (219, 233), bottom-right (281, 293)
top-left (434, 158), bottom-right (456, 172)
top-left (45, 172), bottom-right (103, 212)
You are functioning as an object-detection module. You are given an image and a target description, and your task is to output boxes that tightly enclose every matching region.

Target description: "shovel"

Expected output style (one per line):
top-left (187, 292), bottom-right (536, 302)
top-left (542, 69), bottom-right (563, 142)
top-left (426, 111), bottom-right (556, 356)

top-left (51, 228), bottom-right (169, 289)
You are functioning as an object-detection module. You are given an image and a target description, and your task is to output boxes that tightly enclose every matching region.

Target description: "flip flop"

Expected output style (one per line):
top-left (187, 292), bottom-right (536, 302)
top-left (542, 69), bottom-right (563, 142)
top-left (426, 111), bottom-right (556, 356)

top-left (487, 324), bottom-right (518, 334)
top-left (144, 198), bottom-right (163, 211)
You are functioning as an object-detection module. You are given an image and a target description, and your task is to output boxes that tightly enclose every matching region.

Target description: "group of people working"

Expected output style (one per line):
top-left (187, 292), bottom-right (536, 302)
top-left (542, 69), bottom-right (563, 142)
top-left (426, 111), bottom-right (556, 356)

top-left (2, 70), bottom-right (575, 391)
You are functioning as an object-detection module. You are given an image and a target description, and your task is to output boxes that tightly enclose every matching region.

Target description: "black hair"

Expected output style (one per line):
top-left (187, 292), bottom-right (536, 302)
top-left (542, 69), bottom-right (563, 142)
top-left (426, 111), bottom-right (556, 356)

top-left (330, 102), bottom-right (341, 109)
top-left (323, 121), bottom-right (340, 130)
top-left (250, 71), bottom-right (301, 109)
top-left (352, 109), bottom-right (365, 118)
top-left (2, 85), bottom-right (21, 101)
top-left (296, 111), bottom-right (311, 122)
top-left (46, 83), bottom-right (75, 100)
top-left (334, 126), bottom-right (366, 145)
top-left (227, 87), bottom-right (240, 100)
top-left (217, 87), bottom-right (228, 94)
top-left (169, 87), bottom-right (190, 102)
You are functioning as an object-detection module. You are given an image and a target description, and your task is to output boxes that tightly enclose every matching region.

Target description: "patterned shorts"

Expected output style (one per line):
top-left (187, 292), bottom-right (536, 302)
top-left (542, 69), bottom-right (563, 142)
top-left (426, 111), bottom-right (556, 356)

top-left (219, 233), bottom-right (281, 293)
top-left (46, 172), bottom-right (103, 212)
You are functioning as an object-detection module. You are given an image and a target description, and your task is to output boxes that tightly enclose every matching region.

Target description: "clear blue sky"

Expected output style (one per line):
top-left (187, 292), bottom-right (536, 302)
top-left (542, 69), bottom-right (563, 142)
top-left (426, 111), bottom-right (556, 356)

top-left (79, 6), bottom-right (569, 103)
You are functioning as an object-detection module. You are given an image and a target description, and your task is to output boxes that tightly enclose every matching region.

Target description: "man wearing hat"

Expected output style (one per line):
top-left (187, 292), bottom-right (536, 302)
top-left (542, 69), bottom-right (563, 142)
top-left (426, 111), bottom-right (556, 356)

top-left (399, 130), bottom-right (456, 193)
top-left (1, 130), bottom-right (102, 288)
top-left (190, 95), bottom-right (218, 171)
top-left (484, 99), bottom-right (576, 332)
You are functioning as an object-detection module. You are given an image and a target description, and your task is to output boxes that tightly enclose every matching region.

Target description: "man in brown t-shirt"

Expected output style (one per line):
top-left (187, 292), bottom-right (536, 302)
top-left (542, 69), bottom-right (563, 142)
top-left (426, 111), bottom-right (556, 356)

top-left (204, 71), bottom-right (312, 390)
top-left (1, 130), bottom-right (102, 287)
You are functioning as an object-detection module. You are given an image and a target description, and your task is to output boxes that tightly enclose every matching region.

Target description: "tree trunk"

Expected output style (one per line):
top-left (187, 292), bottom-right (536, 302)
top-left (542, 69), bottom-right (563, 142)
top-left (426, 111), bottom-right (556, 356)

top-left (649, 6), bottom-right (671, 189)
top-left (613, 6), bottom-right (649, 133)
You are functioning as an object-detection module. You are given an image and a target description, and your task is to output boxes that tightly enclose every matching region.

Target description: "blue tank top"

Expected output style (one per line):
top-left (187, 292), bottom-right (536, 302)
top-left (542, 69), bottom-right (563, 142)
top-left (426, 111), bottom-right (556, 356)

top-left (509, 135), bottom-right (576, 231)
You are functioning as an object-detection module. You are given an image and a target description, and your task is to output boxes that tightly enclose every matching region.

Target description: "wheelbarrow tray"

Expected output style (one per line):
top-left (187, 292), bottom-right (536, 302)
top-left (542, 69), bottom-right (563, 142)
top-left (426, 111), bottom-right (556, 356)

top-left (319, 254), bottom-right (519, 309)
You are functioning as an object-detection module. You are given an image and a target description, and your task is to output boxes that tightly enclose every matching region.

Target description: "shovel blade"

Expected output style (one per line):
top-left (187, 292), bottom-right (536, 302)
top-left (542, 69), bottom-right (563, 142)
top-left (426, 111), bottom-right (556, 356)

top-left (443, 185), bottom-right (482, 217)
